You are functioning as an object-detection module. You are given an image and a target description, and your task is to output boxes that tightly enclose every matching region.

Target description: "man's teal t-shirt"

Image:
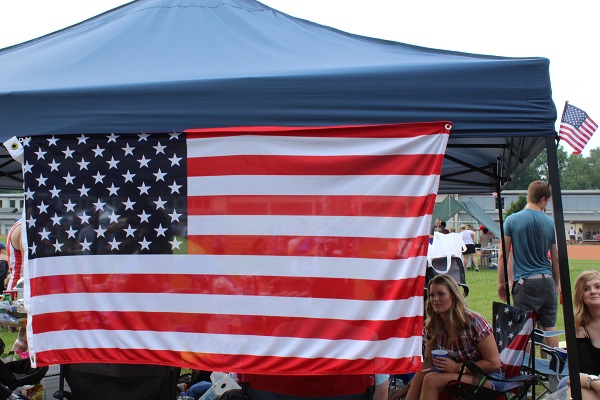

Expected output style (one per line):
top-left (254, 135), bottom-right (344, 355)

top-left (504, 208), bottom-right (556, 281)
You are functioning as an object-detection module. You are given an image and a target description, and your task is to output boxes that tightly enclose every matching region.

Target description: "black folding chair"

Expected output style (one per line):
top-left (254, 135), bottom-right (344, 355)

top-left (426, 256), bottom-right (469, 297)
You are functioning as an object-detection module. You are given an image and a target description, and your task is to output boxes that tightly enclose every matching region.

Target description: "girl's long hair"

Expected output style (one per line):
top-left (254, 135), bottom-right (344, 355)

top-left (574, 270), bottom-right (600, 331)
top-left (425, 274), bottom-right (470, 344)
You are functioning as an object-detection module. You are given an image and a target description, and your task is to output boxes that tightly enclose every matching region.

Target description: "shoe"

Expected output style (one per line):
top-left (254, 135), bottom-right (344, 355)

top-left (475, 268), bottom-right (480, 272)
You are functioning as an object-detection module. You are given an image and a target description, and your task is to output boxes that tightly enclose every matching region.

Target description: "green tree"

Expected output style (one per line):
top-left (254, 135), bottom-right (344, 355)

top-left (504, 194), bottom-right (527, 218)
top-left (561, 154), bottom-right (593, 189)
top-left (505, 146), bottom-right (569, 190)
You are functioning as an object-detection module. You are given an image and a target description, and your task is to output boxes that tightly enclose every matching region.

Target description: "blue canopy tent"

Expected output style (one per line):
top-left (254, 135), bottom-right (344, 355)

top-left (0, 0), bottom-right (556, 194)
top-left (0, 0), bottom-right (582, 396)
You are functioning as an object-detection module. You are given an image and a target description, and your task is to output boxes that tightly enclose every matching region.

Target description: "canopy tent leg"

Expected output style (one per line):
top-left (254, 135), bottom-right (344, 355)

top-left (495, 179), bottom-right (510, 305)
top-left (546, 136), bottom-right (581, 399)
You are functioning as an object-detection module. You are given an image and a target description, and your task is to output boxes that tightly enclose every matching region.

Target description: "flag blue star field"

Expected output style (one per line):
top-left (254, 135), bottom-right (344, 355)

top-left (559, 103), bottom-right (598, 154)
top-left (23, 132), bottom-right (187, 258)
top-left (19, 123), bottom-right (450, 374)
top-left (493, 302), bottom-right (534, 378)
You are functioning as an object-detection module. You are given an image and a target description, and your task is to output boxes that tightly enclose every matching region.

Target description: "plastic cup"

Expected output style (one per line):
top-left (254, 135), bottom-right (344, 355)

top-left (432, 349), bottom-right (448, 372)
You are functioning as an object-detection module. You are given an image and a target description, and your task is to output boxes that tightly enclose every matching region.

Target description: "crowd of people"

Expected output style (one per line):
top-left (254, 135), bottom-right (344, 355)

top-left (399, 180), bottom-right (597, 400)
top-left (430, 217), bottom-right (495, 272)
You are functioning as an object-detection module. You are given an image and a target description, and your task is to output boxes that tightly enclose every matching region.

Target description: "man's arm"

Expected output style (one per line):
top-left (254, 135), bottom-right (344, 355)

top-left (550, 243), bottom-right (560, 289)
top-left (497, 235), bottom-right (512, 302)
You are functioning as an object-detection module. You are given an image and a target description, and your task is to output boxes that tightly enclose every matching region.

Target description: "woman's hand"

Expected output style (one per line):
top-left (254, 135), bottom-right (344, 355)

top-left (433, 356), bottom-right (461, 373)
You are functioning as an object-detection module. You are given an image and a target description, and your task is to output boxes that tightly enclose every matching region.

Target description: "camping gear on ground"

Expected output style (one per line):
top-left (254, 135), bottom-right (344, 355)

top-left (0, 339), bottom-right (48, 400)
top-left (52, 363), bottom-right (180, 400)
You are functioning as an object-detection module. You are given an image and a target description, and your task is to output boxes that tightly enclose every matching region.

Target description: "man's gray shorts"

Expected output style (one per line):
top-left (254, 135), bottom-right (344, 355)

top-left (512, 275), bottom-right (557, 328)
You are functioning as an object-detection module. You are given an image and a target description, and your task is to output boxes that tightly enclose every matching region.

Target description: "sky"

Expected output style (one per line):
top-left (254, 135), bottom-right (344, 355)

top-left (1, 0), bottom-right (598, 154)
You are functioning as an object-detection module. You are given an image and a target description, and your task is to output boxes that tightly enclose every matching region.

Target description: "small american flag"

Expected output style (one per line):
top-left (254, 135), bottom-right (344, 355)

top-left (19, 123), bottom-right (450, 374)
top-left (559, 103), bottom-right (598, 154)
top-left (493, 302), bottom-right (534, 378)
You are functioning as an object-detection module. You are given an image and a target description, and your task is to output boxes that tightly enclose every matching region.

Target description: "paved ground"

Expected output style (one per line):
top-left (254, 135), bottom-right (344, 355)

top-left (566, 244), bottom-right (600, 260)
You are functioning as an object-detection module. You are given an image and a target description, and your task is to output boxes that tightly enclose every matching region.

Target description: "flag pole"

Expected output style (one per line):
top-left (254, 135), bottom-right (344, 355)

top-left (556, 100), bottom-right (569, 144)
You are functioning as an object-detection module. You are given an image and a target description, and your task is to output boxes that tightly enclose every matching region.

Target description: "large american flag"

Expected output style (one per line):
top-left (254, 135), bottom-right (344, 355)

top-left (559, 103), bottom-right (598, 154)
top-left (19, 122), bottom-right (450, 374)
top-left (493, 302), bottom-right (534, 378)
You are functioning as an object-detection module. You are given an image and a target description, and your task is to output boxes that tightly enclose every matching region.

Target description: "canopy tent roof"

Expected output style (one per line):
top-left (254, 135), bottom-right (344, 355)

top-left (0, 0), bottom-right (557, 192)
top-left (432, 196), bottom-right (501, 238)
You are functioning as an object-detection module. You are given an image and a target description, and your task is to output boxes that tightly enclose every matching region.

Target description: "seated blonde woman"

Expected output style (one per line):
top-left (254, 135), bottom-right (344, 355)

top-left (402, 275), bottom-right (505, 400)
top-left (545, 270), bottom-right (600, 400)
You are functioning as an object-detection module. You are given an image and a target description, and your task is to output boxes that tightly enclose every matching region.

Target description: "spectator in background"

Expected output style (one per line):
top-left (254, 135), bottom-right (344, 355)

top-left (440, 221), bottom-right (449, 234)
top-left (430, 219), bottom-right (443, 237)
top-left (0, 242), bottom-right (8, 290)
top-left (479, 227), bottom-right (494, 248)
top-left (6, 219), bottom-right (27, 352)
top-left (578, 228), bottom-right (584, 244)
top-left (569, 226), bottom-right (576, 244)
top-left (460, 224), bottom-right (478, 272)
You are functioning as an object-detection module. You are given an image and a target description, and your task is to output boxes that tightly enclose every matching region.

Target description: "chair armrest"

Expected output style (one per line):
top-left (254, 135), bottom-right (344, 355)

top-left (461, 361), bottom-right (536, 383)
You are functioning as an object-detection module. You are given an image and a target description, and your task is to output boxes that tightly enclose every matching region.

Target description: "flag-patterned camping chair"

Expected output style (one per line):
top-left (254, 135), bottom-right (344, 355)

top-left (443, 302), bottom-right (537, 400)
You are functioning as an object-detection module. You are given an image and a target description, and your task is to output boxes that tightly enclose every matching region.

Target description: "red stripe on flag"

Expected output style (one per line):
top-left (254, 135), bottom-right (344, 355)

top-left (187, 154), bottom-right (444, 177)
top-left (30, 274), bottom-right (423, 301)
top-left (34, 347), bottom-right (423, 376)
top-left (32, 311), bottom-right (423, 341)
top-left (189, 194), bottom-right (436, 217)
top-left (187, 235), bottom-right (430, 259)
top-left (186, 122), bottom-right (450, 139)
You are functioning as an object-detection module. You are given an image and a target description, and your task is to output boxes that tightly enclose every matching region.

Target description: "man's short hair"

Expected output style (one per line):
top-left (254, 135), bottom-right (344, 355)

top-left (527, 180), bottom-right (551, 204)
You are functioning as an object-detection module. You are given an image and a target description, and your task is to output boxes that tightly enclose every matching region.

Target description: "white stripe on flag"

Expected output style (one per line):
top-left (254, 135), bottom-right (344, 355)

top-left (33, 330), bottom-right (424, 360)
top-left (31, 292), bottom-right (424, 321)
top-left (187, 135), bottom-right (448, 157)
top-left (29, 254), bottom-right (426, 281)
top-left (188, 175), bottom-right (440, 197)
top-left (187, 215), bottom-right (430, 238)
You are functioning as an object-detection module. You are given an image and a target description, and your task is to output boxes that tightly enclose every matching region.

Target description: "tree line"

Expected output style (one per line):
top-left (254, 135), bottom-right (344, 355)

top-left (504, 146), bottom-right (600, 190)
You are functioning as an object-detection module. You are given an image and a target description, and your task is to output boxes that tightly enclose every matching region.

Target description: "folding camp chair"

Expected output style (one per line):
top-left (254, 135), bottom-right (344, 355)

top-left (521, 329), bottom-right (569, 398)
top-left (444, 302), bottom-right (537, 400)
top-left (426, 256), bottom-right (469, 297)
top-left (53, 363), bottom-right (181, 400)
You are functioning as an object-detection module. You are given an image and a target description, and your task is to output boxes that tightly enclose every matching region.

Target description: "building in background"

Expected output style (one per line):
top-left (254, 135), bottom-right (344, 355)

top-left (0, 193), bottom-right (23, 235)
top-left (449, 190), bottom-right (600, 242)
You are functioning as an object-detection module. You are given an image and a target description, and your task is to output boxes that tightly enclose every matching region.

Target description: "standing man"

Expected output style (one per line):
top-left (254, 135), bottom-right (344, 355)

top-left (497, 181), bottom-right (560, 347)
top-left (568, 226), bottom-right (576, 245)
